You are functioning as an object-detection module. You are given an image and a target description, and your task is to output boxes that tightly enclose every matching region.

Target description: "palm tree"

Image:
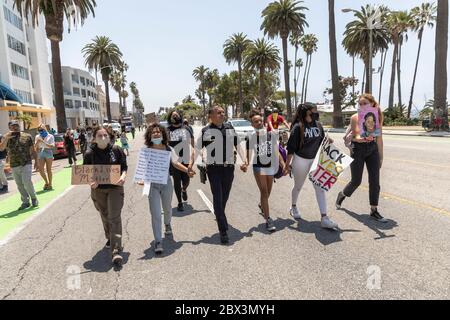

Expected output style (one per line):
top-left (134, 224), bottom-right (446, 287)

top-left (261, 0), bottom-right (309, 121)
top-left (342, 5), bottom-right (390, 95)
top-left (223, 33), bottom-right (252, 117)
top-left (182, 95), bottom-right (195, 104)
top-left (435, 0), bottom-right (449, 130)
top-left (243, 38), bottom-right (281, 114)
top-left (408, 3), bottom-right (437, 118)
top-left (289, 32), bottom-right (303, 109)
top-left (205, 69), bottom-right (220, 109)
top-left (193, 66), bottom-right (209, 124)
top-left (121, 90), bottom-right (129, 115)
top-left (116, 60), bottom-right (128, 115)
top-left (14, 0), bottom-right (96, 132)
top-left (82, 36), bottom-right (123, 122)
top-left (300, 34), bottom-right (318, 104)
top-left (110, 70), bottom-right (124, 115)
top-left (328, 0), bottom-right (343, 128)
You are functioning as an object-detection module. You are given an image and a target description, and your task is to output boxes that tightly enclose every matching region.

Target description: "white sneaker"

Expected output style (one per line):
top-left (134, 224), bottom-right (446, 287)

top-left (290, 207), bottom-right (301, 220)
top-left (321, 216), bottom-right (339, 230)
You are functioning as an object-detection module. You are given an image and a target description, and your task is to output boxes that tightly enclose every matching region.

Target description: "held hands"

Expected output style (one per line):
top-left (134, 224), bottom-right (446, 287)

top-left (187, 168), bottom-right (196, 178)
top-left (240, 163), bottom-right (249, 173)
top-left (90, 180), bottom-right (99, 189)
top-left (283, 163), bottom-right (292, 177)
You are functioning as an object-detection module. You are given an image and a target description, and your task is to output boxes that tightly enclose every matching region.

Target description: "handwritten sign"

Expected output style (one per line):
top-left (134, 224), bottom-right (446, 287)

top-left (308, 139), bottom-right (353, 192)
top-left (72, 165), bottom-right (121, 185)
top-left (134, 148), bottom-right (171, 185)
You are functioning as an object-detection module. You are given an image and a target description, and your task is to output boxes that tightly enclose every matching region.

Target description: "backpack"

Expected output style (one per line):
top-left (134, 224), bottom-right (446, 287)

top-left (274, 144), bottom-right (287, 179)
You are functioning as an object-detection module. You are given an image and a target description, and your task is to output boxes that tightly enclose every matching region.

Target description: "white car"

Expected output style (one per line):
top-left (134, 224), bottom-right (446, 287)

top-left (110, 123), bottom-right (122, 135)
top-left (228, 119), bottom-right (254, 140)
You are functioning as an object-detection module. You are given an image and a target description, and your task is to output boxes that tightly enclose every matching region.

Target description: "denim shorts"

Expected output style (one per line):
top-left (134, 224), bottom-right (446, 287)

top-left (253, 166), bottom-right (277, 176)
top-left (38, 149), bottom-right (54, 160)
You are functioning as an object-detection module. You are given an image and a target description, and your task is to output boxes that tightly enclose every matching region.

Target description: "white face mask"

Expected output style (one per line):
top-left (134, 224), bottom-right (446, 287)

top-left (96, 137), bottom-right (110, 150)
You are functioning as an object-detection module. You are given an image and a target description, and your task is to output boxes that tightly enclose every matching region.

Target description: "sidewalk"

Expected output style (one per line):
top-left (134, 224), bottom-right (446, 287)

top-left (326, 126), bottom-right (450, 138)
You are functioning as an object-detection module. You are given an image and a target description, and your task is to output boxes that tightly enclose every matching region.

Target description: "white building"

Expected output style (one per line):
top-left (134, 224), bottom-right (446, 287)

top-left (51, 65), bottom-right (101, 128)
top-left (0, 0), bottom-right (55, 132)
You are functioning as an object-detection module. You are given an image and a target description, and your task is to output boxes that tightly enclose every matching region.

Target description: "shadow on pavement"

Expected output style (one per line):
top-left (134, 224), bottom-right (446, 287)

top-left (187, 225), bottom-right (251, 247)
top-left (139, 236), bottom-right (183, 260)
top-left (172, 203), bottom-right (210, 218)
top-left (246, 218), bottom-right (296, 236)
top-left (287, 218), bottom-right (361, 246)
top-left (0, 206), bottom-right (36, 219)
top-left (340, 208), bottom-right (398, 240)
top-left (83, 248), bottom-right (130, 273)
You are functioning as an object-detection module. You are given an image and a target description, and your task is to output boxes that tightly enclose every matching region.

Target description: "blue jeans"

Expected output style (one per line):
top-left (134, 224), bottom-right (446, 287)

top-left (148, 177), bottom-right (173, 243)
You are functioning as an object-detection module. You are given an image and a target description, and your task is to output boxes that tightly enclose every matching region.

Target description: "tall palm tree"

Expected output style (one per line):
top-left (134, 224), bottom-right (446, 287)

top-left (121, 90), bottom-right (129, 115)
top-left (243, 38), bottom-right (281, 114)
top-left (289, 32), bottom-right (303, 109)
top-left (182, 95), bottom-right (195, 104)
top-left (82, 36), bottom-right (123, 122)
top-left (300, 34), bottom-right (318, 104)
top-left (435, 0), bottom-right (449, 130)
top-left (205, 69), bottom-right (220, 109)
top-left (328, 0), bottom-right (343, 128)
top-left (193, 66), bottom-right (209, 124)
top-left (116, 60), bottom-right (128, 115)
top-left (261, 0), bottom-right (309, 120)
top-left (342, 5), bottom-right (390, 95)
top-left (408, 3), bottom-right (437, 118)
top-left (223, 33), bottom-right (252, 117)
top-left (14, 0), bottom-right (96, 132)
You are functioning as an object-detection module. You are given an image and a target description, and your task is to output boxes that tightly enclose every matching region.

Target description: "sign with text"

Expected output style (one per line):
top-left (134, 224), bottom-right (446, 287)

top-left (308, 139), bottom-right (353, 192)
top-left (134, 148), bottom-right (171, 185)
top-left (71, 165), bottom-right (121, 185)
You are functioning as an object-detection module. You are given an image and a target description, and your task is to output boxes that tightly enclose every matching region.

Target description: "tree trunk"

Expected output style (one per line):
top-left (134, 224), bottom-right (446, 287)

top-left (408, 30), bottom-right (423, 119)
top-left (259, 67), bottom-right (265, 115)
top-left (364, 59), bottom-right (370, 94)
top-left (123, 94), bottom-right (127, 116)
top-left (304, 54), bottom-right (313, 103)
top-left (361, 66), bottom-right (366, 94)
top-left (293, 45), bottom-right (298, 109)
top-left (238, 58), bottom-right (244, 117)
top-left (388, 41), bottom-right (399, 109)
top-left (282, 36), bottom-right (292, 120)
top-left (435, 0), bottom-right (449, 130)
top-left (397, 43), bottom-right (403, 109)
top-left (301, 54), bottom-right (309, 104)
top-left (104, 80), bottom-right (112, 122)
top-left (50, 40), bottom-right (67, 133)
top-left (329, 0), bottom-right (343, 128)
top-left (379, 48), bottom-right (388, 104)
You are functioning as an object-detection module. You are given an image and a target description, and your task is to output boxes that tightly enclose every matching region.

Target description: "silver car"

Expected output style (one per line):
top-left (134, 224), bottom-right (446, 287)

top-left (228, 119), bottom-right (254, 140)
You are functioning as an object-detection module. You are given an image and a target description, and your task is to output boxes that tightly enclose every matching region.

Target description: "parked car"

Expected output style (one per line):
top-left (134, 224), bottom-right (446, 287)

top-left (110, 123), bottom-right (122, 136)
top-left (53, 134), bottom-right (81, 159)
top-left (160, 121), bottom-right (169, 128)
top-left (228, 119), bottom-right (254, 140)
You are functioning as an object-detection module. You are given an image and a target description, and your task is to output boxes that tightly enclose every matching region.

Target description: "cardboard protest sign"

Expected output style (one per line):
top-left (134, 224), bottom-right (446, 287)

top-left (309, 139), bottom-right (353, 192)
top-left (72, 165), bottom-right (121, 185)
top-left (358, 105), bottom-right (381, 138)
top-left (134, 148), bottom-right (171, 185)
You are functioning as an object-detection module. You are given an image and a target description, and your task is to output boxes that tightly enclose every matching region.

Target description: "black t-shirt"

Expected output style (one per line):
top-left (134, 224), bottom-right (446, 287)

top-left (246, 132), bottom-right (276, 168)
top-left (167, 125), bottom-right (193, 164)
top-left (64, 134), bottom-right (75, 148)
top-left (287, 121), bottom-right (324, 159)
top-left (199, 123), bottom-right (238, 165)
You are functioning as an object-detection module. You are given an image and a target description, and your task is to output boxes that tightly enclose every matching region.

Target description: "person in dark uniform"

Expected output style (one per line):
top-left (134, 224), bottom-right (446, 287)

top-left (196, 106), bottom-right (247, 244)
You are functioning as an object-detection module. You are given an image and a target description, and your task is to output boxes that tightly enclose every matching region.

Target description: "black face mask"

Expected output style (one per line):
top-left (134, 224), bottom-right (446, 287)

top-left (172, 117), bottom-right (182, 125)
top-left (312, 113), bottom-right (320, 122)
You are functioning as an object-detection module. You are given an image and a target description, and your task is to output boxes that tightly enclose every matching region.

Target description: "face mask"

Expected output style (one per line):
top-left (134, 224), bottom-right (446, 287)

top-left (152, 138), bottom-right (163, 145)
top-left (39, 131), bottom-right (48, 138)
top-left (172, 117), bottom-right (182, 125)
top-left (96, 137), bottom-right (110, 150)
top-left (312, 113), bottom-right (320, 122)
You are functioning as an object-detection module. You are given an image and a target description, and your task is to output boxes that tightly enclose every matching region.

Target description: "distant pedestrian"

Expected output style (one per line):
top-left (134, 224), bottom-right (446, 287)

top-left (84, 126), bottom-right (128, 267)
top-left (35, 124), bottom-right (55, 191)
top-left (144, 123), bottom-right (195, 254)
top-left (79, 128), bottom-right (88, 156)
top-left (0, 133), bottom-right (8, 194)
top-left (64, 128), bottom-right (77, 167)
top-left (120, 132), bottom-right (130, 156)
top-left (0, 120), bottom-right (38, 210)
top-left (131, 126), bottom-right (136, 139)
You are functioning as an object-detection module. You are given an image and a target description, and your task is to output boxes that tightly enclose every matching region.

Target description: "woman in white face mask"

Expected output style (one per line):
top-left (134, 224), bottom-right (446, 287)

top-left (143, 123), bottom-right (195, 255)
top-left (83, 126), bottom-right (128, 268)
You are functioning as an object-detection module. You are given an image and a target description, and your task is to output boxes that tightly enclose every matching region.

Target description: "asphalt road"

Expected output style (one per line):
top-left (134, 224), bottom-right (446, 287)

top-left (0, 130), bottom-right (449, 300)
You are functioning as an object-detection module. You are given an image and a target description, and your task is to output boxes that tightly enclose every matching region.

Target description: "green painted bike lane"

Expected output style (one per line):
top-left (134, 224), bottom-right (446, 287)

top-left (0, 134), bottom-right (134, 242)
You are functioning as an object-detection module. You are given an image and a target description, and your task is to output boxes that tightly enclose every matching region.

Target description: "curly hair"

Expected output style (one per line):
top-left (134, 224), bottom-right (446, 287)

top-left (167, 109), bottom-right (183, 125)
top-left (248, 109), bottom-right (262, 120)
top-left (144, 123), bottom-right (169, 147)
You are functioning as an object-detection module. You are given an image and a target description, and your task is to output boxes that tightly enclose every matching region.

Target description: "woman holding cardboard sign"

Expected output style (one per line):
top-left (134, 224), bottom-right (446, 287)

top-left (283, 104), bottom-right (339, 230)
top-left (84, 126), bottom-right (128, 268)
top-left (336, 93), bottom-right (386, 223)
top-left (144, 123), bottom-right (195, 255)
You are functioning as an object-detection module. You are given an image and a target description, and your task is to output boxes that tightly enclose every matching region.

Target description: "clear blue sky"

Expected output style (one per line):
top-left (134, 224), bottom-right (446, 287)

top-left (57, 0), bottom-right (447, 114)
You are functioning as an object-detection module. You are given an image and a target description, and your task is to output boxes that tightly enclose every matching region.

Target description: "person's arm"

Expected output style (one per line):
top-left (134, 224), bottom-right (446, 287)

top-left (268, 116), bottom-right (275, 131)
top-left (172, 159), bottom-right (196, 177)
top-left (377, 108), bottom-right (384, 168)
top-left (115, 147), bottom-right (128, 186)
top-left (0, 133), bottom-right (11, 151)
top-left (283, 120), bottom-right (291, 130)
top-left (284, 125), bottom-right (300, 175)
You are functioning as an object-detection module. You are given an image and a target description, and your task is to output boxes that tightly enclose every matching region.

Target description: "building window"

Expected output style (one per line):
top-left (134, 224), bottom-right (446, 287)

top-left (65, 100), bottom-right (74, 109)
top-left (3, 6), bottom-right (23, 31)
top-left (73, 87), bottom-right (80, 96)
top-left (7, 34), bottom-right (26, 55)
top-left (9, 111), bottom-right (19, 117)
top-left (75, 100), bottom-right (81, 109)
top-left (83, 101), bottom-right (88, 109)
top-left (81, 89), bottom-right (86, 98)
top-left (80, 77), bottom-right (85, 86)
top-left (14, 89), bottom-right (33, 103)
top-left (11, 62), bottom-right (29, 80)
top-left (71, 74), bottom-right (79, 83)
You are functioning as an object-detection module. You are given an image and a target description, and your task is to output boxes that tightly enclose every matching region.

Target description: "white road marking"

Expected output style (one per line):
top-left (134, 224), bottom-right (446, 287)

top-left (197, 189), bottom-right (214, 214)
top-left (0, 186), bottom-right (76, 248)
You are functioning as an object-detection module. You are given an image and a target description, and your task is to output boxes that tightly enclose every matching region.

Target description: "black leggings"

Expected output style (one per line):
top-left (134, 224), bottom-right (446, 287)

top-left (172, 164), bottom-right (190, 204)
top-left (343, 142), bottom-right (380, 206)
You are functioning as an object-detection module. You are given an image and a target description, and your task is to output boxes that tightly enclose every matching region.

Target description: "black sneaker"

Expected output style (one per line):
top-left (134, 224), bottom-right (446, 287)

top-left (182, 190), bottom-right (188, 201)
top-left (18, 203), bottom-right (30, 211)
top-left (266, 218), bottom-right (276, 233)
top-left (165, 224), bottom-right (173, 236)
top-left (155, 242), bottom-right (164, 254)
top-left (31, 199), bottom-right (39, 207)
top-left (177, 203), bottom-right (184, 212)
top-left (336, 192), bottom-right (346, 209)
top-left (105, 240), bottom-right (111, 248)
top-left (370, 209), bottom-right (388, 223)
top-left (112, 252), bottom-right (123, 267)
top-left (220, 232), bottom-right (229, 244)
